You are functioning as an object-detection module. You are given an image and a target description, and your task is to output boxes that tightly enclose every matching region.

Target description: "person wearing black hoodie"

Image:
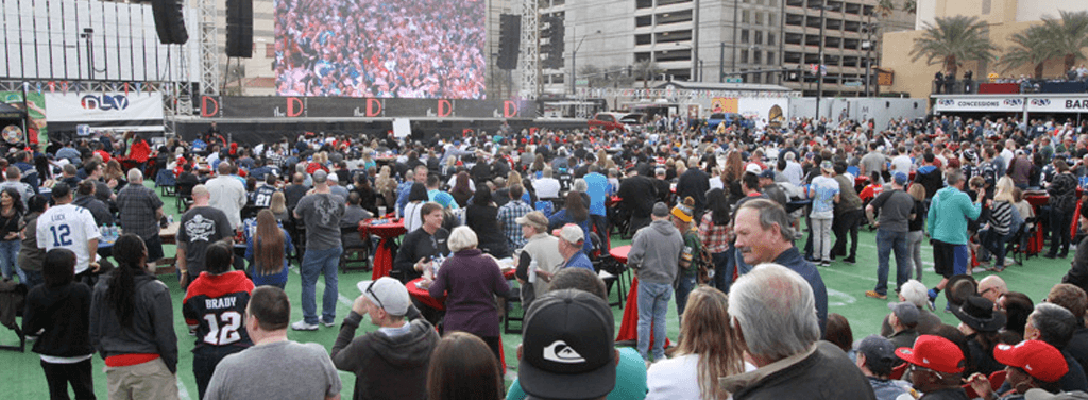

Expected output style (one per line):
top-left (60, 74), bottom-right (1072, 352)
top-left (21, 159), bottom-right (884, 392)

top-left (331, 278), bottom-right (440, 400)
top-left (22, 248), bottom-right (96, 400)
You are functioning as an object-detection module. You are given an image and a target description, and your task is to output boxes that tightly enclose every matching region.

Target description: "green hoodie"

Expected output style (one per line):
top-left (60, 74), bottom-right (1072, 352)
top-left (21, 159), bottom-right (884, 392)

top-left (927, 186), bottom-right (981, 245)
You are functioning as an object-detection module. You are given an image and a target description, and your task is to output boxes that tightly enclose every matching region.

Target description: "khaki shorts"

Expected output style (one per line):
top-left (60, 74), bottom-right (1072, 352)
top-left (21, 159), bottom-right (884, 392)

top-left (105, 357), bottom-right (179, 400)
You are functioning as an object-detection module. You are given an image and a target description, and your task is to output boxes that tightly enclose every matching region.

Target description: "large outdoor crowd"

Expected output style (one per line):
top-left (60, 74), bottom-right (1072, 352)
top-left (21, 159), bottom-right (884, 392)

top-left (273, 0), bottom-right (488, 99)
top-left (7, 113), bottom-right (1088, 400)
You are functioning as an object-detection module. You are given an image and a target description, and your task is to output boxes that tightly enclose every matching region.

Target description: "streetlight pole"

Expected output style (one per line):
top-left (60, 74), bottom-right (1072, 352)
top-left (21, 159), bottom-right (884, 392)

top-left (863, 13), bottom-right (876, 97)
top-left (81, 28), bottom-right (95, 80)
top-left (571, 29), bottom-right (600, 97)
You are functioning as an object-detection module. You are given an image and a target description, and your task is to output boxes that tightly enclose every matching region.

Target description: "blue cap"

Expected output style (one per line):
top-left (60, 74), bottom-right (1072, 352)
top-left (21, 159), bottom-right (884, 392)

top-left (893, 171), bottom-right (908, 185)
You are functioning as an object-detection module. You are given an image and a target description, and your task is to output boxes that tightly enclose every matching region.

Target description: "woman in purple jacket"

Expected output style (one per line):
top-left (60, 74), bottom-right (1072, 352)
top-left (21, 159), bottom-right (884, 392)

top-left (424, 226), bottom-right (510, 365)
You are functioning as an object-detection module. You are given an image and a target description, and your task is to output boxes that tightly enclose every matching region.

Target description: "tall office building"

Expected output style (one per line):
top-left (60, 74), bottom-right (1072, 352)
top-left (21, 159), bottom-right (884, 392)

top-left (541, 0), bottom-right (917, 98)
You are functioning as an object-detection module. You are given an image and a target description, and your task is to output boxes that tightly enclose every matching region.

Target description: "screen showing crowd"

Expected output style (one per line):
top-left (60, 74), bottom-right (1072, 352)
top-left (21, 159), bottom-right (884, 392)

top-left (273, 0), bottom-right (488, 99)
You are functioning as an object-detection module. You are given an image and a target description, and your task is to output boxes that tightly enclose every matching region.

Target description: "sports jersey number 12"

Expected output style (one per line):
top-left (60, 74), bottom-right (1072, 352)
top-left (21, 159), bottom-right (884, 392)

top-left (50, 224), bottom-right (72, 247)
top-left (202, 311), bottom-right (242, 345)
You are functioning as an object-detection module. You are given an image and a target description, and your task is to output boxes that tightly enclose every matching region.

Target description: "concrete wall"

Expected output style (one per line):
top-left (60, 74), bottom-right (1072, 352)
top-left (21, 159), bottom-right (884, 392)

top-left (788, 97), bottom-right (927, 128)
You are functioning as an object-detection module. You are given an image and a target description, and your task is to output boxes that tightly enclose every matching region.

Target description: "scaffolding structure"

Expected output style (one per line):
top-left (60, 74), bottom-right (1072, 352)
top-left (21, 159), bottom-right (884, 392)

top-left (519, 0), bottom-right (539, 99)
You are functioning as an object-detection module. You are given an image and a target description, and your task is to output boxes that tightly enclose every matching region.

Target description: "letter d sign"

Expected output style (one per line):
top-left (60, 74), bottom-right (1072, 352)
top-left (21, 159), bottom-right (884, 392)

top-left (504, 101), bottom-right (519, 118)
top-left (287, 97), bottom-right (304, 117)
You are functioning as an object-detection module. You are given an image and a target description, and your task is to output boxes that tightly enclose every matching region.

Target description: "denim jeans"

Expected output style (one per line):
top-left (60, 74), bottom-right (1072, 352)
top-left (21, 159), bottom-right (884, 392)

top-left (907, 230), bottom-right (924, 280)
top-left (300, 246), bottom-right (343, 324)
top-left (675, 274), bottom-right (696, 322)
top-left (981, 229), bottom-right (1010, 268)
top-left (637, 281), bottom-right (672, 362)
top-left (875, 230), bottom-right (909, 296)
top-left (0, 239), bottom-right (23, 282)
top-left (712, 250), bottom-right (732, 294)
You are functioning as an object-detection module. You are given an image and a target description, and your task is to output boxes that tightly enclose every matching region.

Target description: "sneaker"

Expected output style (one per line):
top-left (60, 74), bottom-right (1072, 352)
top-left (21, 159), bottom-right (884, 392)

top-left (291, 320), bottom-right (319, 331)
top-left (865, 290), bottom-right (887, 300)
top-left (322, 320), bottom-right (337, 328)
top-left (821, 260), bottom-right (832, 268)
top-left (843, 258), bottom-right (856, 265)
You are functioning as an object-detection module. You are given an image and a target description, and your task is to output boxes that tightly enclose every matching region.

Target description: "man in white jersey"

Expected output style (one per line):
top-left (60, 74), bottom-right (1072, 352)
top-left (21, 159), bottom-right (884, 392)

top-left (36, 183), bottom-right (102, 284)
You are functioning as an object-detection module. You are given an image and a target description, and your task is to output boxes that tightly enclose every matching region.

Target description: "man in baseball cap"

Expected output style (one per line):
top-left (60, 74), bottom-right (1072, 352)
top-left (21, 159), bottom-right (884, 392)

top-left (896, 335), bottom-right (968, 398)
top-left (515, 211), bottom-right (564, 308)
top-left (855, 335), bottom-right (913, 399)
top-left (556, 224), bottom-right (593, 271)
top-left (968, 340), bottom-right (1069, 399)
top-left (330, 278), bottom-right (439, 400)
top-left (518, 289), bottom-right (617, 400)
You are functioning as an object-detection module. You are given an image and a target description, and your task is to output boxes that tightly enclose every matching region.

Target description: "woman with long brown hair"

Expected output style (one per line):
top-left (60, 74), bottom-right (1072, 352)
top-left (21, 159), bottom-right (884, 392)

top-left (646, 286), bottom-right (744, 400)
top-left (245, 210), bottom-right (293, 288)
top-left (450, 171), bottom-right (474, 207)
top-left (722, 151), bottom-right (745, 200)
top-left (426, 332), bottom-right (503, 400)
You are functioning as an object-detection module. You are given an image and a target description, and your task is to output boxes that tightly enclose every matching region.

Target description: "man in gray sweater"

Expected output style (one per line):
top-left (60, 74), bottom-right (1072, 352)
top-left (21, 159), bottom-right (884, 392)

top-left (627, 202), bottom-right (683, 362)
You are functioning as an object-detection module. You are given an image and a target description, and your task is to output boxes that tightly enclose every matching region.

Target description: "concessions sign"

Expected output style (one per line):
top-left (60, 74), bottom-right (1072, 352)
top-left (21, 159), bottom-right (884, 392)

top-left (1026, 97), bottom-right (1088, 113)
top-left (932, 97), bottom-right (1024, 113)
top-left (200, 96), bottom-right (533, 119)
top-left (44, 93), bottom-right (163, 122)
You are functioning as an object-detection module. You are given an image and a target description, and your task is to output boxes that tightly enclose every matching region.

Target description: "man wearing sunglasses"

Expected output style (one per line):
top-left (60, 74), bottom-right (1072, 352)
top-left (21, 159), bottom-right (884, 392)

top-left (896, 335), bottom-right (968, 399)
top-left (330, 278), bottom-right (439, 400)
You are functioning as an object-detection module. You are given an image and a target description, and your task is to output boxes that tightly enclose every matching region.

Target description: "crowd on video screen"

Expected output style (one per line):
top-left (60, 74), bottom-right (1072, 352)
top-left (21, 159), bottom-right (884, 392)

top-left (273, 0), bottom-right (488, 99)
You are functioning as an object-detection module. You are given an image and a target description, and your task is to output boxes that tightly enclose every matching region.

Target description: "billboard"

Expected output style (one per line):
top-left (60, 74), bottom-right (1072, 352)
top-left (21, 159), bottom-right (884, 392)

top-left (0, 91), bottom-right (47, 144)
top-left (44, 93), bottom-right (163, 122)
top-left (273, 0), bottom-right (488, 99)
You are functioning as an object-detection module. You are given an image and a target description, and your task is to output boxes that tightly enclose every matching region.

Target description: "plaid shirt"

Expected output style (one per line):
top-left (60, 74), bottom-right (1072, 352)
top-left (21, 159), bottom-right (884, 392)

top-left (497, 200), bottom-right (532, 249)
top-left (699, 211), bottom-right (730, 253)
top-left (116, 183), bottom-right (164, 240)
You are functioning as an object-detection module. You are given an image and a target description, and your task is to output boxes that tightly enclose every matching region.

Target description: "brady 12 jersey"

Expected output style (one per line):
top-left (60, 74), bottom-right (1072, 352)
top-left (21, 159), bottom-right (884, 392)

top-left (183, 270), bottom-right (255, 350)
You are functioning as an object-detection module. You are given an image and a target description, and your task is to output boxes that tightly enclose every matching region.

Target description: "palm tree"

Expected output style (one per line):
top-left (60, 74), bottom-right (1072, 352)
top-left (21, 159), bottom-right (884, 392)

top-left (999, 25), bottom-right (1057, 78)
top-left (632, 60), bottom-right (662, 88)
top-left (909, 15), bottom-right (998, 80)
top-left (1039, 11), bottom-right (1088, 72)
top-left (875, 0), bottom-right (895, 18)
top-left (902, 0), bottom-right (916, 15)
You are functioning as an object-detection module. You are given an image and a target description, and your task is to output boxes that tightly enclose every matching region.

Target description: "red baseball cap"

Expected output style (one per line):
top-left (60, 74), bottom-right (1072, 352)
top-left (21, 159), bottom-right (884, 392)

top-left (994, 340), bottom-right (1069, 383)
top-left (895, 335), bottom-right (965, 374)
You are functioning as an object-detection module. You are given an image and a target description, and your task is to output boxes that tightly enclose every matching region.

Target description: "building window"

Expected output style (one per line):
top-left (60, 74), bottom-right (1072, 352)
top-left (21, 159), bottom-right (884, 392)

top-left (754, 31), bottom-right (763, 45)
top-left (742, 10), bottom-right (750, 23)
top-left (753, 50), bottom-right (762, 64)
top-left (635, 52), bottom-right (652, 63)
top-left (754, 12), bottom-right (763, 26)
top-left (636, 0), bottom-right (653, 9)
top-left (741, 50), bottom-right (749, 64)
top-left (266, 44), bottom-right (275, 58)
top-left (635, 34), bottom-right (652, 46)
top-left (636, 15), bottom-right (653, 28)
top-left (768, 13), bottom-right (777, 27)
top-left (767, 51), bottom-right (775, 65)
top-left (768, 33), bottom-right (776, 46)
top-left (741, 29), bottom-right (750, 44)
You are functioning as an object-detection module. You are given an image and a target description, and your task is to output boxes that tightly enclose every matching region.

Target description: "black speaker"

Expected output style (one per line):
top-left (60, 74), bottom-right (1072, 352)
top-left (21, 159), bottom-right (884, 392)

top-left (497, 14), bottom-right (521, 70)
top-left (151, 0), bottom-right (188, 45)
top-left (226, 0), bottom-right (253, 57)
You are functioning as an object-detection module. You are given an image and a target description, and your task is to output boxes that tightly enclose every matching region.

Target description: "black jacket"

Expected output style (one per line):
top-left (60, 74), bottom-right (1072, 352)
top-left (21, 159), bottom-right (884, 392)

top-left (23, 282), bottom-right (94, 357)
top-left (89, 272), bottom-right (178, 373)
top-left (330, 314), bottom-right (439, 400)
top-left (73, 194), bottom-right (114, 226)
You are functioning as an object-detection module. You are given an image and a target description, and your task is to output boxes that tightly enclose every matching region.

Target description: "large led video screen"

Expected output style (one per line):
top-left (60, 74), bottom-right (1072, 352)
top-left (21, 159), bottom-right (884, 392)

top-left (273, 0), bottom-right (488, 99)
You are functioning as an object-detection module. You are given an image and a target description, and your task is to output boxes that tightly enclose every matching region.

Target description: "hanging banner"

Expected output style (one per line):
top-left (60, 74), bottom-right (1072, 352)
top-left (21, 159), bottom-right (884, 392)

top-left (932, 97), bottom-right (1023, 113)
top-left (44, 93), bottom-right (163, 122)
top-left (1026, 97), bottom-right (1088, 113)
top-left (711, 98), bottom-right (739, 113)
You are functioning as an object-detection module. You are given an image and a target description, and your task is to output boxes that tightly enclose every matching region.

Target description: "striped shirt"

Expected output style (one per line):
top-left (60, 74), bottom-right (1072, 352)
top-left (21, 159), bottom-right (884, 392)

top-left (989, 200), bottom-right (1013, 236)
